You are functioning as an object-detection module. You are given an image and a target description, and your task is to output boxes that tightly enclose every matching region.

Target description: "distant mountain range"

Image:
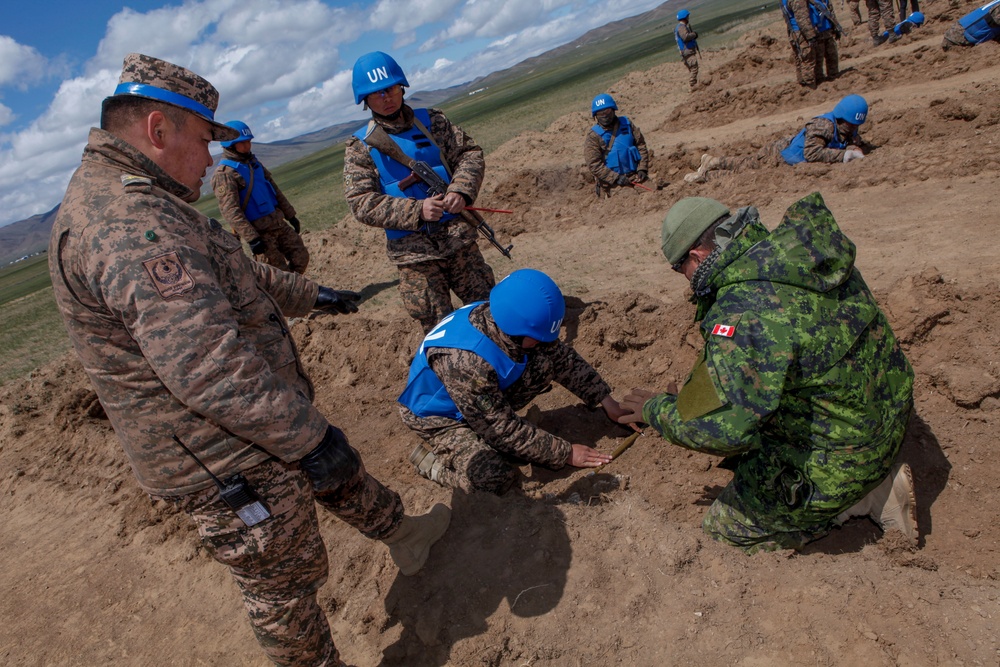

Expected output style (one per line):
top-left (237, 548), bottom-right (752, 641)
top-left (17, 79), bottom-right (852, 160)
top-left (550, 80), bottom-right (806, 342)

top-left (1, 0), bottom-right (684, 266)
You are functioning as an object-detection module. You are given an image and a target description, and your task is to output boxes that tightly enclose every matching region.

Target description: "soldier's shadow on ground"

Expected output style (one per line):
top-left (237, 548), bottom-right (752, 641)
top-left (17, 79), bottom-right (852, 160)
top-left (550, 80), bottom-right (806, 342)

top-left (802, 411), bottom-right (950, 555)
top-left (358, 279), bottom-right (399, 303)
top-left (379, 483), bottom-right (594, 666)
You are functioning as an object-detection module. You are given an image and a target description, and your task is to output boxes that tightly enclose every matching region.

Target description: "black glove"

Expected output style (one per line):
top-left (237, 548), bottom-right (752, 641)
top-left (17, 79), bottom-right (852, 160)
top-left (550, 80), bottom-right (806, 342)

top-left (299, 425), bottom-right (360, 493)
top-left (288, 216), bottom-right (301, 234)
top-left (616, 173), bottom-right (633, 187)
top-left (248, 237), bottom-right (267, 256)
top-left (636, 170), bottom-right (648, 183)
top-left (315, 286), bottom-right (361, 314)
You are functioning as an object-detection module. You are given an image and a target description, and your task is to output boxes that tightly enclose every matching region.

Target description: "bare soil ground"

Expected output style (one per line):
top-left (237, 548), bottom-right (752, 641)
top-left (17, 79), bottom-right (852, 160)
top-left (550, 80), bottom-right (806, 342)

top-left (3, 5), bottom-right (1000, 666)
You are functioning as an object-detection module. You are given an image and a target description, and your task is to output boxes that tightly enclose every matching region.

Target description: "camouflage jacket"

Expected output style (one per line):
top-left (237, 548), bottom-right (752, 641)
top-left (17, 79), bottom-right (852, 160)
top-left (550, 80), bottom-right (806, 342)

top-left (583, 117), bottom-right (650, 186)
top-left (344, 105), bottom-right (485, 265)
top-left (49, 128), bottom-right (329, 496)
top-left (675, 21), bottom-right (699, 54)
top-left (643, 193), bottom-right (913, 494)
top-left (802, 115), bottom-right (871, 163)
top-left (400, 303), bottom-right (612, 468)
top-left (210, 147), bottom-right (296, 242)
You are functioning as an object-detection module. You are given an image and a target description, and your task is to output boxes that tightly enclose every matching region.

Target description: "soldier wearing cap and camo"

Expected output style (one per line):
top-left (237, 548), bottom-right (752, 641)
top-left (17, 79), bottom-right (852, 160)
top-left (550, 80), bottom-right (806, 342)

top-left (49, 52), bottom-right (450, 667)
top-left (211, 120), bottom-right (310, 273)
top-left (685, 94), bottom-right (873, 183)
top-left (584, 93), bottom-right (651, 197)
top-left (616, 193), bottom-right (917, 554)
top-left (400, 269), bottom-right (631, 494)
top-left (344, 51), bottom-right (495, 334)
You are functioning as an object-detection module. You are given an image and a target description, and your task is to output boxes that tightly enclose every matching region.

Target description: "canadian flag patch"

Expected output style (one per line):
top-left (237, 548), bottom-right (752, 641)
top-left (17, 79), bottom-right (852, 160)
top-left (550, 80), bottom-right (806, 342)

top-left (711, 323), bottom-right (736, 338)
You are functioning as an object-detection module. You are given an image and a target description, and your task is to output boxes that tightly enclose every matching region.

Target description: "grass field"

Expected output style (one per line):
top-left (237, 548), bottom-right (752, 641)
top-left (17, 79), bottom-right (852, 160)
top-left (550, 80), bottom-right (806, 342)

top-left (1, 0), bottom-right (780, 385)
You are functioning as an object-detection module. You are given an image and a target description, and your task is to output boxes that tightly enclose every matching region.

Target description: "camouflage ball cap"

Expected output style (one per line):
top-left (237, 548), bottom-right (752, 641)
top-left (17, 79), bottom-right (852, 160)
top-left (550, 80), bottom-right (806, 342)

top-left (661, 197), bottom-right (731, 264)
top-left (111, 53), bottom-right (239, 142)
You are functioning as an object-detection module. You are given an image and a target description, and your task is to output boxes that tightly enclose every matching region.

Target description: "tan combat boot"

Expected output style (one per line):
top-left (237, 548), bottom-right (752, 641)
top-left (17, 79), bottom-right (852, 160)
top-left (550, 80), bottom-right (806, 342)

top-left (837, 463), bottom-right (918, 543)
top-left (382, 503), bottom-right (451, 576)
top-left (683, 154), bottom-right (719, 184)
top-left (409, 443), bottom-right (444, 483)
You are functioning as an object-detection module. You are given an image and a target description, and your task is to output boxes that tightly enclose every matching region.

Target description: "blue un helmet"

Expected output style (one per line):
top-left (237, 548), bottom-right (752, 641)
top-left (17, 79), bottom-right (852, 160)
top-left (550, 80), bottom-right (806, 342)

top-left (220, 120), bottom-right (253, 148)
top-left (489, 269), bottom-right (566, 343)
top-left (591, 93), bottom-right (617, 116)
top-left (352, 51), bottom-right (409, 105)
top-left (832, 94), bottom-right (869, 125)
top-left (907, 11), bottom-right (925, 26)
top-left (677, 9), bottom-right (690, 20)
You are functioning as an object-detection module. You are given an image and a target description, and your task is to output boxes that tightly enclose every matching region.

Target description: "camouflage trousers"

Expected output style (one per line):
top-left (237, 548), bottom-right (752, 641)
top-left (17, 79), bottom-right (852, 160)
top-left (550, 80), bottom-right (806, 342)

top-left (846, 0), bottom-right (862, 27)
top-left (795, 31), bottom-right (838, 87)
top-left (867, 0), bottom-right (895, 40)
top-left (702, 413), bottom-right (907, 554)
top-left (169, 456), bottom-right (403, 666)
top-left (404, 352), bottom-right (563, 495)
top-left (397, 242), bottom-right (495, 334)
top-left (897, 0), bottom-right (919, 24)
top-left (239, 211), bottom-right (310, 274)
top-left (941, 22), bottom-right (971, 50)
top-left (681, 50), bottom-right (699, 89)
top-left (714, 137), bottom-right (789, 176)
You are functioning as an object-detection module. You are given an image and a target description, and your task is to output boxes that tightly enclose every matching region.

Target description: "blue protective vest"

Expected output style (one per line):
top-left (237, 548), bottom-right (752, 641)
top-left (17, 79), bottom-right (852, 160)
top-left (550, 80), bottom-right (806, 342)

top-left (353, 108), bottom-right (455, 240)
top-left (960, 0), bottom-right (1000, 44)
top-left (219, 157), bottom-right (278, 222)
top-left (807, 0), bottom-right (835, 32)
top-left (398, 303), bottom-right (527, 420)
top-left (674, 23), bottom-right (698, 52)
top-left (592, 116), bottom-right (643, 175)
top-left (780, 112), bottom-right (847, 165)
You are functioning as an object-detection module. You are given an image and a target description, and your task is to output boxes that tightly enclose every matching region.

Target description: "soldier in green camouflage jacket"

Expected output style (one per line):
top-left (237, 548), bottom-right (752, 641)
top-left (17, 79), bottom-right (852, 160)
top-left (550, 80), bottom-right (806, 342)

top-left (618, 193), bottom-right (918, 553)
top-left (48, 53), bottom-right (449, 667)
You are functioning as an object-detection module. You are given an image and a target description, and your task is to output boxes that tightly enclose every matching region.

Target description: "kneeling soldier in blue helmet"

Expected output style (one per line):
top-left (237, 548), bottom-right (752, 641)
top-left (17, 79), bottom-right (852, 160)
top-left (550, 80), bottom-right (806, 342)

top-left (616, 193), bottom-right (917, 553)
top-left (344, 51), bottom-right (496, 334)
top-left (685, 94), bottom-right (873, 183)
top-left (584, 93), bottom-right (650, 197)
top-left (400, 269), bottom-right (632, 494)
top-left (211, 121), bottom-right (310, 273)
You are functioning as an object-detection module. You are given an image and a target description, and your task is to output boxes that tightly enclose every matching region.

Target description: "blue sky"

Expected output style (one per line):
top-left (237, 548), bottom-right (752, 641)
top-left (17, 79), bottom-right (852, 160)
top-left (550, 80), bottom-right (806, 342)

top-left (0, 0), bottom-right (667, 227)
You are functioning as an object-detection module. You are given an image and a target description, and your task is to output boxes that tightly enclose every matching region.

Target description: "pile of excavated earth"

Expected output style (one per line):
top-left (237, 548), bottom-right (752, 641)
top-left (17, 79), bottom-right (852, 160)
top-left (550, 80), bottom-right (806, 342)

top-left (2, 3), bottom-right (999, 665)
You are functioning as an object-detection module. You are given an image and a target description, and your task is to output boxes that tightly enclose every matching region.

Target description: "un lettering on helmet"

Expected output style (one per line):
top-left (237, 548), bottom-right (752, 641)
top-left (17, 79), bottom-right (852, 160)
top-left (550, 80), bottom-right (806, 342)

top-left (367, 67), bottom-right (390, 84)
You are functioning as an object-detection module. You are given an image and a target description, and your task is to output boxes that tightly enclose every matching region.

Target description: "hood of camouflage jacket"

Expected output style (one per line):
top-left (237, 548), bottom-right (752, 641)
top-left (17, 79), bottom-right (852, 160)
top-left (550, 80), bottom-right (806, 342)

top-left (692, 192), bottom-right (857, 321)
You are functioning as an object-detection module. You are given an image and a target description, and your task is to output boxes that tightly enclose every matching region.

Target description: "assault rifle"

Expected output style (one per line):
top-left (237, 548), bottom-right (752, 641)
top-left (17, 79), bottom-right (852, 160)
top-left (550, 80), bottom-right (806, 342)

top-left (779, 1), bottom-right (805, 59)
top-left (362, 124), bottom-right (513, 259)
top-left (807, 0), bottom-right (845, 38)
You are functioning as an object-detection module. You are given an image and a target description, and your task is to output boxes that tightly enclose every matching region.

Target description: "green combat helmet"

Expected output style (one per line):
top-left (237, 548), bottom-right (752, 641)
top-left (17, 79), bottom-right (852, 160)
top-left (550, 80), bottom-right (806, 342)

top-left (660, 197), bottom-right (730, 265)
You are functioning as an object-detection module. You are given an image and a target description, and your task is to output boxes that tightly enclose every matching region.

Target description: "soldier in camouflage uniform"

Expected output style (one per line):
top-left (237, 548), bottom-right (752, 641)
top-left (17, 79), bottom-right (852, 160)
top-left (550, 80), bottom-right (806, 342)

top-left (846, 0), bottom-right (864, 28)
top-left (344, 51), bottom-right (495, 334)
top-left (684, 94), bottom-right (872, 183)
top-left (211, 120), bottom-right (310, 274)
top-left (399, 269), bottom-right (632, 494)
top-left (48, 53), bottom-right (450, 667)
top-left (584, 94), bottom-right (650, 197)
top-left (867, 0), bottom-right (898, 44)
top-left (674, 10), bottom-right (701, 91)
top-left (941, 1), bottom-right (1000, 50)
top-left (617, 193), bottom-right (918, 554)
top-left (782, 0), bottom-right (841, 88)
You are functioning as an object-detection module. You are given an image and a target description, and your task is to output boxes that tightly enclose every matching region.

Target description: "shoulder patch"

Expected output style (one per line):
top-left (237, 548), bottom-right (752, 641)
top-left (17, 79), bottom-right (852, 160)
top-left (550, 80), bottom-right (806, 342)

top-left (121, 174), bottom-right (153, 191)
top-left (143, 252), bottom-right (195, 299)
top-left (711, 323), bottom-right (737, 337)
top-left (474, 393), bottom-right (496, 413)
top-left (676, 350), bottom-right (726, 421)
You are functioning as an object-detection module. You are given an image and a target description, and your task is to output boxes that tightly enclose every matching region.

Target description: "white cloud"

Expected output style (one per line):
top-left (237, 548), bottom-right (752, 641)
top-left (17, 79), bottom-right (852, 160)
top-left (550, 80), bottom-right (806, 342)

top-left (369, 0), bottom-right (465, 34)
top-left (0, 103), bottom-right (13, 127)
top-left (0, 36), bottom-right (49, 89)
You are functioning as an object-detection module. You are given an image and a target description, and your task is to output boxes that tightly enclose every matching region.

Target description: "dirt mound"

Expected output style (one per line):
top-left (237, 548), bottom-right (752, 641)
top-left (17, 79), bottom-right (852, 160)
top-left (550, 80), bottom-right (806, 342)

top-left (3, 3), bottom-right (1000, 665)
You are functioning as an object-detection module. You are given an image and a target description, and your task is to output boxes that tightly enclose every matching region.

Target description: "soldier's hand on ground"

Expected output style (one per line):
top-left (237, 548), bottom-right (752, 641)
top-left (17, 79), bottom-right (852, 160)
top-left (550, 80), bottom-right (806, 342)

top-left (636, 170), bottom-right (649, 183)
top-left (843, 148), bottom-right (865, 163)
top-left (315, 286), bottom-right (361, 314)
top-left (248, 237), bottom-right (267, 255)
top-left (288, 216), bottom-right (301, 233)
top-left (600, 395), bottom-right (642, 431)
top-left (442, 192), bottom-right (466, 214)
top-left (616, 173), bottom-right (633, 187)
top-left (616, 387), bottom-right (658, 424)
top-left (420, 195), bottom-right (446, 221)
top-left (568, 444), bottom-right (613, 468)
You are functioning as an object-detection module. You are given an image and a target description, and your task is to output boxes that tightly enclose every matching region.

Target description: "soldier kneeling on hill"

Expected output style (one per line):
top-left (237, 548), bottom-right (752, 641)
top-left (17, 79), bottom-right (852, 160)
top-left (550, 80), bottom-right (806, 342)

top-left (684, 94), bottom-right (872, 183)
top-left (400, 269), bottom-right (633, 494)
top-left (584, 93), bottom-right (651, 198)
top-left (616, 193), bottom-right (918, 554)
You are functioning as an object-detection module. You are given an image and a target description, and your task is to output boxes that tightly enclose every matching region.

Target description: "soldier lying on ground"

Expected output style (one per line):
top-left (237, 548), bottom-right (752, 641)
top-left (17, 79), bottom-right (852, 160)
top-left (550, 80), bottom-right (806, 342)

top-left (684, 94), bottom-right (872, 183)
top-left (942, 0), bottom-right (1000, 50)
